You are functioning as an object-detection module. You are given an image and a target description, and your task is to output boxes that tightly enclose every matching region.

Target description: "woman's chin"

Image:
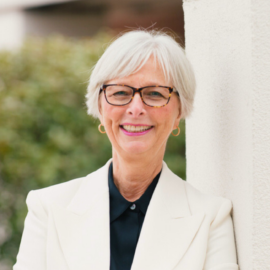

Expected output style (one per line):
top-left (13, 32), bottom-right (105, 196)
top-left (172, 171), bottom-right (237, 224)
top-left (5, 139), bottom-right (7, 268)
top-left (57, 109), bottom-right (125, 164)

top-left (121, 141), bottom-right (151, 155)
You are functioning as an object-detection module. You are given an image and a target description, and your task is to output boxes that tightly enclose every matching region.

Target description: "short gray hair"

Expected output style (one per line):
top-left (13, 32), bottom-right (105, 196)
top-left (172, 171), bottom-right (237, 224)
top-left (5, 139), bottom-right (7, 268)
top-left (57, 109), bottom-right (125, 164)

top-left (85, 30), bottom-right (196, 119)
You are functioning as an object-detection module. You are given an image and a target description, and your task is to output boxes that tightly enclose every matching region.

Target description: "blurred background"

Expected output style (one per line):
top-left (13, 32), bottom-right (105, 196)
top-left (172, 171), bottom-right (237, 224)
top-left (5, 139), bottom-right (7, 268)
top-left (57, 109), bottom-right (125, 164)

top-left (0, 0), bottom-right (186, 269)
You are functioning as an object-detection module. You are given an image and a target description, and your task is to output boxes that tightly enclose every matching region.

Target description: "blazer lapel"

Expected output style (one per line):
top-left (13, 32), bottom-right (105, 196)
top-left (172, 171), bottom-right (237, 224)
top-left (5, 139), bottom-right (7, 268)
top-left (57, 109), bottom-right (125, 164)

top-left (51, 159), bottom-right (204, 270)
top-left (131, 162), bottom-right (205, 270)
top-left (51, 159), bottom-right (112, 270)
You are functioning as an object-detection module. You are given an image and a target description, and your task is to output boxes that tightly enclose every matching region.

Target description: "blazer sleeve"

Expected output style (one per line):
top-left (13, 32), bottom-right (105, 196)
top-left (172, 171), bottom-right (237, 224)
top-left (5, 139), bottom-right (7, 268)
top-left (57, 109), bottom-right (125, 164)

top-left (13, 190), bottom-right (47, 270)
top-left (203, 198), bottom-right (239, 270)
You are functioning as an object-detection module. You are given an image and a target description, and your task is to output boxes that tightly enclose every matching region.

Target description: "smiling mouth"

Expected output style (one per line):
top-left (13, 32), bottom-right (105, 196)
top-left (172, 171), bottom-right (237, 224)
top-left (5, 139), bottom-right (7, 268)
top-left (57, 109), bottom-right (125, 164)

top-left (120, 125), bottom-right (153, 133)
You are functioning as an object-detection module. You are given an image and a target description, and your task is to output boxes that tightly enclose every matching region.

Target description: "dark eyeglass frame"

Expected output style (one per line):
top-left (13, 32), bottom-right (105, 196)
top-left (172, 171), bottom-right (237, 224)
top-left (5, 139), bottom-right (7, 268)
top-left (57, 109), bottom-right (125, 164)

top-left (99, 84), bottom-right (179, 108)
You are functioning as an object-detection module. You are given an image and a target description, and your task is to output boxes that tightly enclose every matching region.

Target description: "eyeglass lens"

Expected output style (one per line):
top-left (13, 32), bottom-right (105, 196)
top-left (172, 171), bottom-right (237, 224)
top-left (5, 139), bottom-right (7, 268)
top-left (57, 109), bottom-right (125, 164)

top-left (105, 85), bottom-right (171, 107)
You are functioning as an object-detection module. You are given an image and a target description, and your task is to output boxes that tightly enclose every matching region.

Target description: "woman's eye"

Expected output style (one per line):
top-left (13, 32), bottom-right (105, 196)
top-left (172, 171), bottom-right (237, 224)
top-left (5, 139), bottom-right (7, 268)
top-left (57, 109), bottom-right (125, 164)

top-left (148, 91), bottom-right (163, 97)
top-left (114, 91), bottom-right (129, 96)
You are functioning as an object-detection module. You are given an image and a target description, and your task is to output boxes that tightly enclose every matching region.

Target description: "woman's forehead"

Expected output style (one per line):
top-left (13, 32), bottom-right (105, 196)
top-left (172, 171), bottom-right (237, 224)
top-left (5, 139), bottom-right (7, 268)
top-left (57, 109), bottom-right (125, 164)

top-left (105, 57), bottom-right (172, 86)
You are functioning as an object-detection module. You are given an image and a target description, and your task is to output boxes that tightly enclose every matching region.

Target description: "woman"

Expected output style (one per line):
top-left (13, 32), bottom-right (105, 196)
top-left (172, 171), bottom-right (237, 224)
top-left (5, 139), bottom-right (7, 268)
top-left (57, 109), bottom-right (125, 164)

top-left (14, 30), bottom-right (238, 270)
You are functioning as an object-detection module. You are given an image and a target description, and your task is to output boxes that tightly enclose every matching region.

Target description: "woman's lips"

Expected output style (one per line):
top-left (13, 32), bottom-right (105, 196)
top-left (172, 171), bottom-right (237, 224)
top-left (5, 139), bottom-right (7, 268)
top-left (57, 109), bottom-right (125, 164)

top-left (121, 125), bottom-right (153, 132)
top-left (120, 124), bottom-right (154, 136)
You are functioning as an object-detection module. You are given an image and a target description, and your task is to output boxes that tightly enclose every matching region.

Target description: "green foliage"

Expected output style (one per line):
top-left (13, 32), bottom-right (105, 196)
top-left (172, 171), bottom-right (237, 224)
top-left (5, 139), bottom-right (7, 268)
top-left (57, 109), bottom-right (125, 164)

top-left (0, 32), bottom-right (186, 266)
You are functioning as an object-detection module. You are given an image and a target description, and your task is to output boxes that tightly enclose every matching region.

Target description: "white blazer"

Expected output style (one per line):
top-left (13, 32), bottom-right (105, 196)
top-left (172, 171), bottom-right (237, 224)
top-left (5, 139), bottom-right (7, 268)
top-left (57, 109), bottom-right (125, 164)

top-left (14, 159), bottom-right (239, 270)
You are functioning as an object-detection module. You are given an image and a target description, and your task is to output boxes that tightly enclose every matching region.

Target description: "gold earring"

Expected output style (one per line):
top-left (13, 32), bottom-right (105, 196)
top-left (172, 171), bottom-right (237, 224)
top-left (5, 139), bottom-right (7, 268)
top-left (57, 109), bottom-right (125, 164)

top-left (98, 124), bottom-right (106, 134)
top-left (171, 126), bottom-right (180, 136)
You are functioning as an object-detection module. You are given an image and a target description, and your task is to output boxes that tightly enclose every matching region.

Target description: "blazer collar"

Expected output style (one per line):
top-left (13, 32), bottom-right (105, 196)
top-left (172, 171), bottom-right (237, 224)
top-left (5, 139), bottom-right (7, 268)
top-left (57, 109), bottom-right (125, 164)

top-left (51, 159), bottom-right (205, 270)
top-left (66, 159), bottom-right (191, 218)
top-left (66, 158), bottom-right (112, 216)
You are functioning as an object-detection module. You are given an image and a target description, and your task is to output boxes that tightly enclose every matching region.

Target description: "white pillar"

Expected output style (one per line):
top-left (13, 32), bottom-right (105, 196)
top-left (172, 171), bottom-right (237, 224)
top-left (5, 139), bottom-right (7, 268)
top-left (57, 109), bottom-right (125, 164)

top-left (183, 0), bottom-right (270, 269)
top-left (0, 10), bottom-right (25, 50)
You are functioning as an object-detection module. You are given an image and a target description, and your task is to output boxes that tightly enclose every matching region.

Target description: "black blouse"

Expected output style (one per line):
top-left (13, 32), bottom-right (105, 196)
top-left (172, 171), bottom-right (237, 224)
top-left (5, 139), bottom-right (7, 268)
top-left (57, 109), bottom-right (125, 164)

top-left (108, 163), bottom-right (161, 270)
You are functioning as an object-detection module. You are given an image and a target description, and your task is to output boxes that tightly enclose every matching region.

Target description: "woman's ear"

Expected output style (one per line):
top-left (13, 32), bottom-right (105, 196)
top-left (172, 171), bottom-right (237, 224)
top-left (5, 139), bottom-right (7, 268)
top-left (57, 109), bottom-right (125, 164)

top-left (98, 111), bottom-right (103, 125)
top-left (175, 100), bottom-right (182, 124)
top-left (172, 100), bottom-right (182, 130)
top-left (98, 93), bottom-right (103, 122)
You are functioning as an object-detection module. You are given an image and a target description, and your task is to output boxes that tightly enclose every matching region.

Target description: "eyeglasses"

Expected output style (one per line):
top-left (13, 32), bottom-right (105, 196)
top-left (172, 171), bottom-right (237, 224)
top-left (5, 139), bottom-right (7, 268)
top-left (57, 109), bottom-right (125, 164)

top-left (99, 84), bottom-right (179, 108)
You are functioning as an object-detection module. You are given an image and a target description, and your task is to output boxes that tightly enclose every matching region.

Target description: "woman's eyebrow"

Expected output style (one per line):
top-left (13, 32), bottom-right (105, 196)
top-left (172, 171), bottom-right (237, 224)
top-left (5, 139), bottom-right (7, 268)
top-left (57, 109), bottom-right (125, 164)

top-left (107, 81), bottom-right (166, 86)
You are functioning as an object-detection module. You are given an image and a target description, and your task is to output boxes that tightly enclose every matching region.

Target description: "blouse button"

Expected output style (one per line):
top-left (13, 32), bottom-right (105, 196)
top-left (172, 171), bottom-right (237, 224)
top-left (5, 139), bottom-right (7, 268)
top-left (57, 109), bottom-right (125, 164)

top-left (130, 203), bottom-right (136, 210)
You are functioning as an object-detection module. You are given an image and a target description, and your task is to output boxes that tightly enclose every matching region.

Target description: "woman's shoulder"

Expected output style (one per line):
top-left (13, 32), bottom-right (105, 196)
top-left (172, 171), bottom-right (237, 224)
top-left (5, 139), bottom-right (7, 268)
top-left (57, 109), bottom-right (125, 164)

top-left (162, 162), bottom-right (233, 220)
top-left (183, 180), bottom-right (233, 219)
top-left (184, 179), bottom-right (232, 204)
top-left (26, 176), bottom-right (87, 210)
top-left (163, 162), bottom-right (232, 210)
top-left (26, 161), bottom-right (111, 209)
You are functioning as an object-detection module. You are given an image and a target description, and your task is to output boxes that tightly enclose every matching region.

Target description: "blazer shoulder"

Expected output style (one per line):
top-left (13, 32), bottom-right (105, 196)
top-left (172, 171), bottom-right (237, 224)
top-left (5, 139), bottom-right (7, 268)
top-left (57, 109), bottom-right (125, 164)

top-left (26, 160), bottom-right (111, 210)
top-left (28, 176), bottom-right (86, 209)
top-left (183, 180), bottom-right (233, 219)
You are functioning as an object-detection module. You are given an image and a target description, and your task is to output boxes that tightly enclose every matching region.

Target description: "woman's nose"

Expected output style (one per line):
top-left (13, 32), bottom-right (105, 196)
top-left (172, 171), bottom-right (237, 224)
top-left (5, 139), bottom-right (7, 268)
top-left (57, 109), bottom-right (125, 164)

top-left (126, 93), bottom-right (146, 117)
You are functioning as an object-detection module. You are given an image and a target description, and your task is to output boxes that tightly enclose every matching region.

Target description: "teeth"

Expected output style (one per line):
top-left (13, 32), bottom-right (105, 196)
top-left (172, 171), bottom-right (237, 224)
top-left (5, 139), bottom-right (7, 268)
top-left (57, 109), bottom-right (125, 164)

top-left (122, 125), bottom-right (152, 132)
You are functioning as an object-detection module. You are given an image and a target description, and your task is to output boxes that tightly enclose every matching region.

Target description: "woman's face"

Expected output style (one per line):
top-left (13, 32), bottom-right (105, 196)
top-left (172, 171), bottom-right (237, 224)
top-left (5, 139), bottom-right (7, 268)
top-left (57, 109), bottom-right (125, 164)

top-left (99, 57), bottom-right (181, 158)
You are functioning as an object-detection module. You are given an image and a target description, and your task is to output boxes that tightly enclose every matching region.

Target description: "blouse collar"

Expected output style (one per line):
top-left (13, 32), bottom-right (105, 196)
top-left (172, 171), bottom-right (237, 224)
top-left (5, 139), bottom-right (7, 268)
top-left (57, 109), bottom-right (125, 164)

top-left (108, 162), bottom-right (160, 222)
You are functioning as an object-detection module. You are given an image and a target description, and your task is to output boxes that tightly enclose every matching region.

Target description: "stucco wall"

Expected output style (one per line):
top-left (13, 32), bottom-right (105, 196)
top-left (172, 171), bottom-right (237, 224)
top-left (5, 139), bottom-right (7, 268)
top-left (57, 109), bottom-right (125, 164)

top-left (252, 0), bottom-right (270, 268)
top-left (183, 0), bottom-right (270, 269)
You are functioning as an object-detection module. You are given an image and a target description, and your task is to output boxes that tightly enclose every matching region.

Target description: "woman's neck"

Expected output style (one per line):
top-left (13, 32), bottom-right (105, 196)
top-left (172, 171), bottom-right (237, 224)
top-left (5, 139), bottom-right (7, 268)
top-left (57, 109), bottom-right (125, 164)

top-left (112, 151), bottom-right (163, 202)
